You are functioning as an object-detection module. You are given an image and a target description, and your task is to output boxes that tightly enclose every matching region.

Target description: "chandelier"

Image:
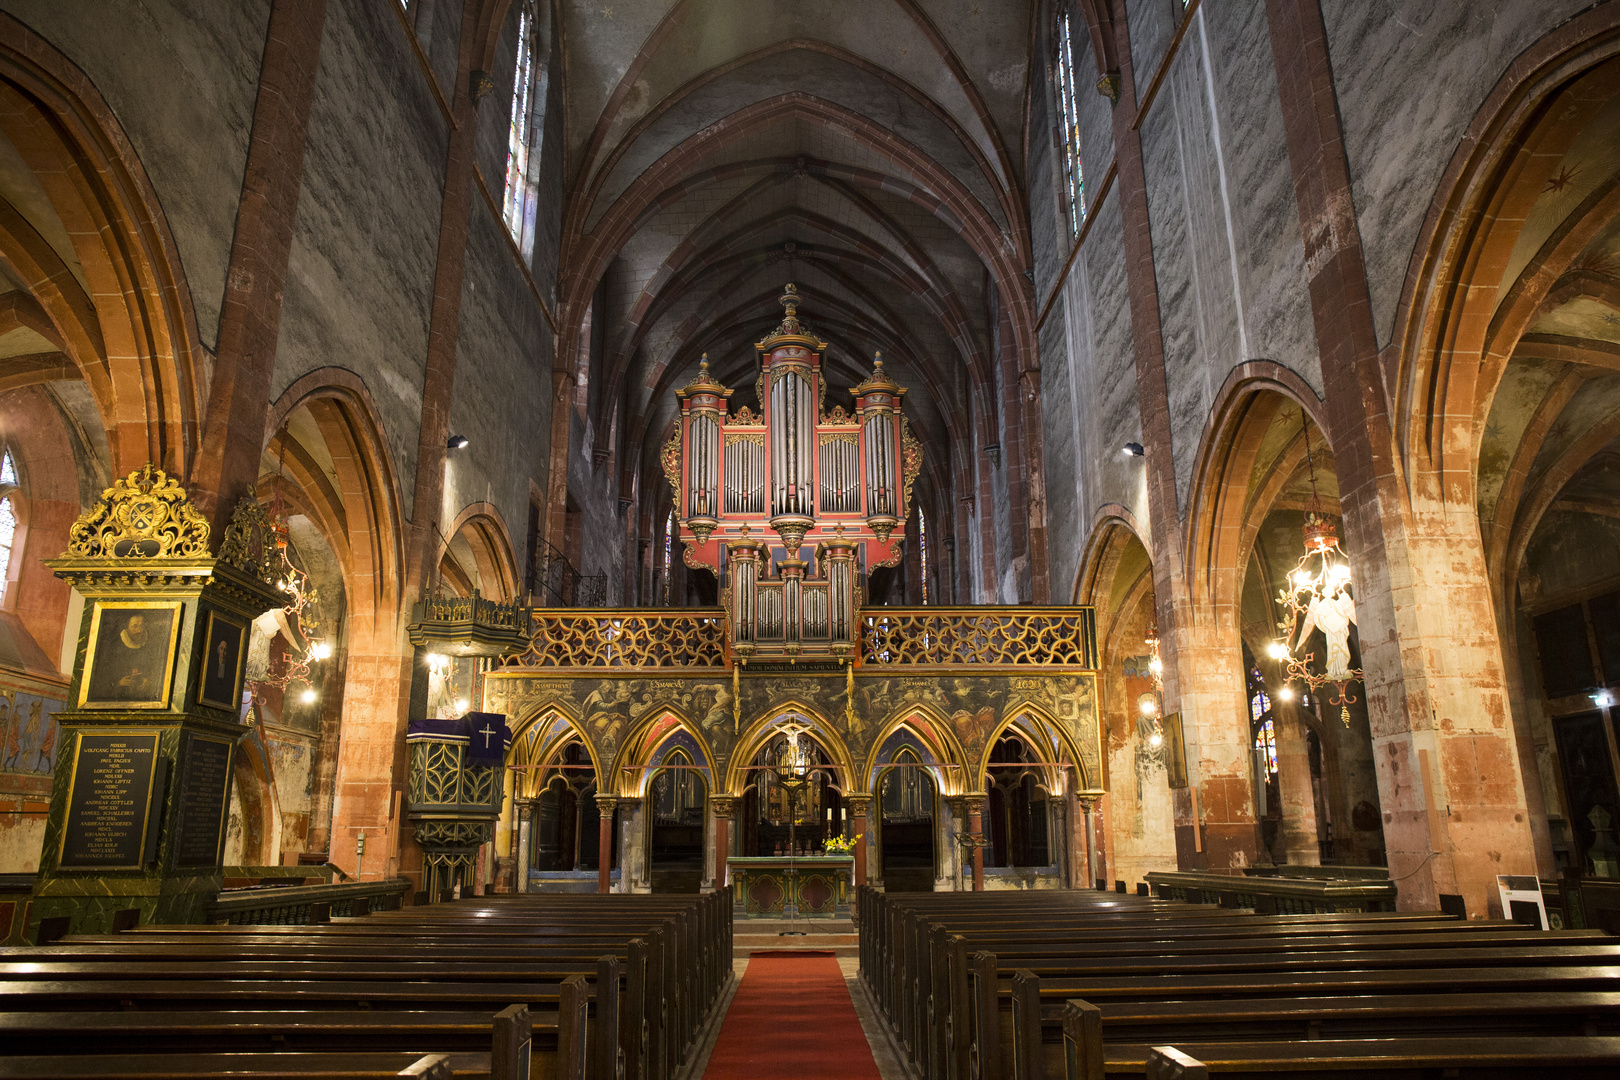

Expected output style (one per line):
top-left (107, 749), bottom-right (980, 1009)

top-left (258, 450), bottom-right (331, 698)
top-left (1267, 412), bottom-right (1360, 725)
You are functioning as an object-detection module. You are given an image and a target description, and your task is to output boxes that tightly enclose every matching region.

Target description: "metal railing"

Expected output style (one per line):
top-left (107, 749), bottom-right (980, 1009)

top-left (527, 538), bottom-right (607, 608)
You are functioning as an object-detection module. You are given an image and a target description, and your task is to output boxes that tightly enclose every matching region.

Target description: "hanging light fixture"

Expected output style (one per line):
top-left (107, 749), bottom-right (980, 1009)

top-left (1270, 411), bottom-right (1361, 725)
top-left (259, 444), bottom-right (332, 692)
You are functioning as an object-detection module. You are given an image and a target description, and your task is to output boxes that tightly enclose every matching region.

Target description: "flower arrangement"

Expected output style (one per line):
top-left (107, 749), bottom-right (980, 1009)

top-left (824, 834), bottom-right (860, 855)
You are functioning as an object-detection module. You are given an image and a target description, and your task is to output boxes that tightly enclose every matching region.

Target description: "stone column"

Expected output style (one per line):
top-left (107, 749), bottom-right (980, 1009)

top-left (618, 796), bottom-right (644, 893)
top-left (846, 794), bottom-right (873, 889)
top-left (1263, 0), bottom-right (1537, 911)
top-left (1274, 708), bottom-right (1321, 866)
top-left (514, 802), bottom-right (533, 893)
top-left (594, 796), bottom-right (617, 895)
top-left (1079, 795), bottom-right (1099, 891)
top-left (965, 794), bottom-right (986, 891)
top-left (710, 794), bottom-right (737, 893)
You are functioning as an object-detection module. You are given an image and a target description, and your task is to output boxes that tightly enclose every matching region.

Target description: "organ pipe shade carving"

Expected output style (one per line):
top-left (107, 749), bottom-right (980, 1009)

top-left (669, 284), bottom-right (918, 660)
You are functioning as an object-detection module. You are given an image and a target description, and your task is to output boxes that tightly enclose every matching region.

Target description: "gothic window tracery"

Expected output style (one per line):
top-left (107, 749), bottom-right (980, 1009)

top-left (1054, 5), bottom-right (1087, 236)
top-left (0, 448), bottom-right (18, 604)
top-left (503, 0), bottom-right (542, 254)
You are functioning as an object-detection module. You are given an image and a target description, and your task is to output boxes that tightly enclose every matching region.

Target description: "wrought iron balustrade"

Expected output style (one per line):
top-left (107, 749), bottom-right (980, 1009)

top-left (860, 606), bottom-right (1098, 668)
top-left (527, 538), bottom-right (607, 608)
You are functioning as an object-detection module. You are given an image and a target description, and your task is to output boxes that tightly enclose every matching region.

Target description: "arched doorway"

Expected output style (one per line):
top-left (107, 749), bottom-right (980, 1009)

top-left (876, 747), bottom-right (936, 892)
top-left (984, 733), bottom-right (1051, 873)
top-left (647, 747), bottom-right (708, 893)
top-left (533, 741), bottom-right (611, 875)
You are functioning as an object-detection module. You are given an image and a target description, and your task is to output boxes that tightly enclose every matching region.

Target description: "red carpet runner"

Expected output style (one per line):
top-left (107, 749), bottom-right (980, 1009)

top-left (703, 951), bottom-right (883, 1079)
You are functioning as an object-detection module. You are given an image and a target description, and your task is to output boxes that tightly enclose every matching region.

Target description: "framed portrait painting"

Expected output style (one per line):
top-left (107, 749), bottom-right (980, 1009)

top-left (198, 610), bottom-right (248, 711)
top-left (80, 601), bottom-right (183, 709)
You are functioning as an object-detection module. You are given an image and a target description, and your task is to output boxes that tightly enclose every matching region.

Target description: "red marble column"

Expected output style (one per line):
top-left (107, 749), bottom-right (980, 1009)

top-left (967, 795), bottom-right (986, 892)
top-left (847, 795), bottom-right (872, 889)
top-left (595, 796), bottom-right (618, 894)
top-left (710, 795), bottom-right (737, 893)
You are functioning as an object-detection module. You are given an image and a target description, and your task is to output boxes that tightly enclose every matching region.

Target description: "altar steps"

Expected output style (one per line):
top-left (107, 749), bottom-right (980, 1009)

top-left (733, 917), bottom-right (858, 957)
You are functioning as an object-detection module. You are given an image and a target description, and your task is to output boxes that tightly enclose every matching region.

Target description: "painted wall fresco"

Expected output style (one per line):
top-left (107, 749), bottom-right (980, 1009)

top-left (486, 670), bottom-right (1102, 795)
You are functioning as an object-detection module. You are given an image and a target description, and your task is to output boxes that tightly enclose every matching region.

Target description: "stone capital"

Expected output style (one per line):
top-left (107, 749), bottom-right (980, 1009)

top-left (709, 794), bottom-right (739, 818)
top-left (843, 794), bottom-right (873, 816)
top-left (593, 795), bottom-right (619, 815)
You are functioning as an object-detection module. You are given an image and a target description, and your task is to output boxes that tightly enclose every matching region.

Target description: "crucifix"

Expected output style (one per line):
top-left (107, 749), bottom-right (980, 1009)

top-left (478, 722), bottom-right (497, 749)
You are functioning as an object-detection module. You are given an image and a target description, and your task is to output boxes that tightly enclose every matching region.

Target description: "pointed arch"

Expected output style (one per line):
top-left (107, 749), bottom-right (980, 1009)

top-left (612, 708), bottom-right (717, 798)
top-left (725, 702), bottom-right (858, 796)
top-left (0, 13), bottom-right (205, 476)
top-left (975, 701), bottom-right (1094, 795)
top-left (862, 703), bottom-right (970, 796)
top-left (507, 704), bottom-right (601, 802)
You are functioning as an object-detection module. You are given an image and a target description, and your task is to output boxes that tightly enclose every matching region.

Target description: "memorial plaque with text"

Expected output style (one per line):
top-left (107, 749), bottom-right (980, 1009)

top-left (60, 732), bottom-right (161, 870)
top-left (173, 735), bottom-right (233, 868)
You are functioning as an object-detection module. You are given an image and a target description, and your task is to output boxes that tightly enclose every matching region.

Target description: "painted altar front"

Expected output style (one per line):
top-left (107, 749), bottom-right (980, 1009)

top-left (729, 855), bottom-right (852, 917)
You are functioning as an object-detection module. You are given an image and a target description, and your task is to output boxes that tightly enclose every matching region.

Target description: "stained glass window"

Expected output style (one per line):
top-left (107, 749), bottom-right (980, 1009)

top-left (1254, 718), bottom-right (1278, 775)
top-left (502, 2), bottom-right (538, 247)
top-left (0, 448), bottom-right (16, 603)
top-left (918, 508), bottom-right (930, 605)
top-left (1054, 7), bottom-right (1087, 236)
top-left (661, 508), bottom-right (674, 606)
top-left (1249, 683), bottom-right (1270, 723)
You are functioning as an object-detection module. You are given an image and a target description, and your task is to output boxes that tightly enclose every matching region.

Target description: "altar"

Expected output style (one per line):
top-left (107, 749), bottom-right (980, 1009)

top-left (728, 856), bottom-right (853, 918)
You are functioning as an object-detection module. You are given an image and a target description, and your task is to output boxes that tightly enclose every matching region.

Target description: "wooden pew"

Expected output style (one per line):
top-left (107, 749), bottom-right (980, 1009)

top-left (0, 890), bottom-right (732, 1080)
top-left (1045, 993), bottom-right (1620, 1080)
top-left (0, 1052), bottom-right (473, 1079)
top-left (1132, 1036), bottom-right (1620, 1079)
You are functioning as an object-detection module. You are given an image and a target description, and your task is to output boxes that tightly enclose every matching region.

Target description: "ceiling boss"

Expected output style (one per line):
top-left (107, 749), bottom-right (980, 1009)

top-left (662, 285), bottom-right (921, 661)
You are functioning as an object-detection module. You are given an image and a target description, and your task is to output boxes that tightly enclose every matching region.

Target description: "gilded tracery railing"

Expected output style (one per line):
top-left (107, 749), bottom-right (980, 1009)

top-left (860, 607), bottom-right (1097, 669)
top-left (499, 609), bottom-right (728, 669)
top-left (494, 606), bottom-right (1096, 671)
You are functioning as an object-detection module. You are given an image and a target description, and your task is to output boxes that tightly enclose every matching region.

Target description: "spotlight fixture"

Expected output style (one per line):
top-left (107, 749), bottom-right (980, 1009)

top-left (447, 434), bottom-right (469, 450)
top-left (1121, 442), bottom-right (1145, 457)
top-left (1593, 689), bottom-right (1614, 709)
top-left (300, 688), bottom-right (318, 704)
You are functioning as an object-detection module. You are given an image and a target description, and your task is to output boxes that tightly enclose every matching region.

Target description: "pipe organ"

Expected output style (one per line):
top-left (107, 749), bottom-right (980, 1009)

top-left (663, 285), bottom-right (920, 659)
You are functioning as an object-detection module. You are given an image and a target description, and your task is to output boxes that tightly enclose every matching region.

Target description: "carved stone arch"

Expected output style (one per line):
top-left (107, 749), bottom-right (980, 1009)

top-left (977, 701), bottom-right (1094, 795)
top-left (439, 503), bottom-right (520, 602)
top-left (862, 704), bottom-right (970, 797)
top-left (263, 371), bottom-right (408, 638)
top-left (1388, 5), bottom-right (1620, 509)
top-left (0, 13), bottom-right (205, 476)
top-left (725, 701), bottom-right (858, 796)
top-left (508, 705), bottom-right (601, 802)
top-left (611, 708), bottom-right (718, 799)
top-left (1182, 366), bottom-right (1332, 624)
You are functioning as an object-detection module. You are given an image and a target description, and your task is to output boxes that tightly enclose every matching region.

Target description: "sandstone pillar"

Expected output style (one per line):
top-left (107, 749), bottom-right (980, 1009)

top-left (1265, 0), bottom-right (1536, 912)
top-left (1273, 708), bottom-right (1321, 867)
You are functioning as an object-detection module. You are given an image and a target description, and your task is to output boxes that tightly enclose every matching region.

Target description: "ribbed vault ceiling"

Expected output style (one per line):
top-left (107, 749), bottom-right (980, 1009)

top-left (558, 0), bottom-right (1036, 518)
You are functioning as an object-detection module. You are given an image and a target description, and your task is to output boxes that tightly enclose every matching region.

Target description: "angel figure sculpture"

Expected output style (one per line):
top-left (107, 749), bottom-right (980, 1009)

top-left (1296, 575), bottom-right (1357, 682)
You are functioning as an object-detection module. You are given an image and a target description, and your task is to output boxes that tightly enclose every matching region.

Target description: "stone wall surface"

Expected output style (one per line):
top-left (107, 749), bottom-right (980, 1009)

top-left (1321, 0), bottom-right (1594, 347)
top-left (0, 0), bottom-right (271, 351)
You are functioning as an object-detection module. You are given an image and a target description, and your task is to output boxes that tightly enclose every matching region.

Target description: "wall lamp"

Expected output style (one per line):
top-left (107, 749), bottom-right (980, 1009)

top-left (447, 435), bottom-right (470, 450)
top-left (1121, 442), bottom-right (1145, 457)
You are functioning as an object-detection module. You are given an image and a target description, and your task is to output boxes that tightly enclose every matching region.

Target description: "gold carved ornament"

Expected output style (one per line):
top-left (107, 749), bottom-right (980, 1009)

top-left (861, 609), bottom-right (1096, 667)
top-left (660, 429), bottom-right (682, 501)
top-left (67, 464), bottom-right (210, 559)
top-left (498, 612), bottom-right (727, 669)
top-left (900, 417), bottom-right (922, 520)
top-left (725, 432), bottom-right (765, 447)
top-left (216, 497), bottom-right (285, 588)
